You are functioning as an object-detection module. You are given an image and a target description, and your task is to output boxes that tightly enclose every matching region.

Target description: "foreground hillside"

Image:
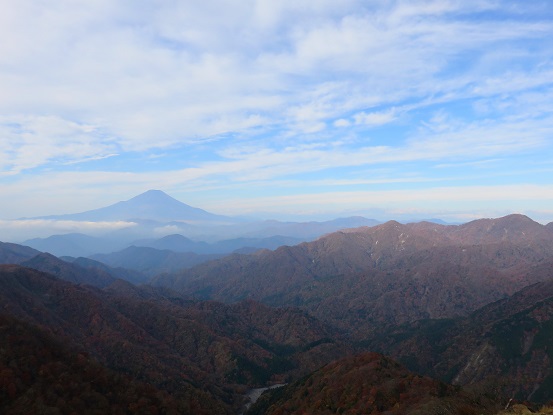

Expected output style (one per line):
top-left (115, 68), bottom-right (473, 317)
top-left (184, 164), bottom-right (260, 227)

top-left (153, 215), bottom-right (553, 335)
top-left (0, 265), bottom-right (349, 414)
top-left (0, 313), bottom-right (191, 414)
top-left (497, 406), bottom-right (553, 415)
top-left (247, 353), bottom-right (500, 415)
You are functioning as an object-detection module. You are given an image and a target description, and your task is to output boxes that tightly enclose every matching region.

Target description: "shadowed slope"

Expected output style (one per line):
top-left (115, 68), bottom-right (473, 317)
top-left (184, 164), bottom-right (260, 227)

top-left (247, 353), bottom-right (500, 415)
top-left (367, 268), bottom-right (553, 403)
top-left (0, 265), bottom-right (350, 413)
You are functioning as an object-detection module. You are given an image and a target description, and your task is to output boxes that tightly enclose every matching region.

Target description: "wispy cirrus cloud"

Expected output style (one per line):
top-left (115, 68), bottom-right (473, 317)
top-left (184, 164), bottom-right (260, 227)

top-left (0, 115), bottom-right (117, 174)
top-left (1, 106), bottom-right (551, 219)
top-left (1, 1), bottom-right (552, 224)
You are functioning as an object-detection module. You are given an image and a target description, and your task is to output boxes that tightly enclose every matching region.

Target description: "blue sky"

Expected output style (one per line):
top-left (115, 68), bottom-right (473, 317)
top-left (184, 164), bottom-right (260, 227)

top-left (1, 0), bottom-right (553, 226)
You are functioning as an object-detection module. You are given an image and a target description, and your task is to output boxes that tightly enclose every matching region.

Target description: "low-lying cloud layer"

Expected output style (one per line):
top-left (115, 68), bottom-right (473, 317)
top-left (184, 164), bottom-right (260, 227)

top-left (0, 219), bottom-right (136, 243)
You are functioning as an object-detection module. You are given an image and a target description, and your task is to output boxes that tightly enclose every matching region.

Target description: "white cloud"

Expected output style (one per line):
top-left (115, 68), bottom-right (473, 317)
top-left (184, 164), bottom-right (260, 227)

top-left (0, 107), bottom-right (550, 218)
top-left (0, 1), bottom-right (552, 225)
top-left (334, 119), bottom-right (351, 127)
top-left (1, 0), bottom-right (550, 163)
top-left (353, 110), bottom-right (397, 126)
top-left (0, 219), bottom-right (136, 242)
top-left (0, 115), bottom-right (116, 174)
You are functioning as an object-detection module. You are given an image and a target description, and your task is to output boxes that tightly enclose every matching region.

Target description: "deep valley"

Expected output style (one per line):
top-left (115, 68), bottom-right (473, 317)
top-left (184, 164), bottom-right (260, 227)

top-left (1, 192), bottom-right (553, 414)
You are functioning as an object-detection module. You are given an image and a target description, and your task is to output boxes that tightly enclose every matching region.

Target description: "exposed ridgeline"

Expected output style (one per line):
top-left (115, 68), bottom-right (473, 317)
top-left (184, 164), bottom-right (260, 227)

top-left (0, 264), bottom-right (349, 414)
top-left (152, 214), bottom-right (553, 336)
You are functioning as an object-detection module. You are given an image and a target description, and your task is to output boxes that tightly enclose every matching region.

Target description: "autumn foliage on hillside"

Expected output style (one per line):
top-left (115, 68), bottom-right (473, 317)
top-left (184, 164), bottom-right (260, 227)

top-left (366, 275), bottom-right (553, 403)
top-left (1, 213), bottom-right (553, 413)
top-left (155, 215), bottom-right (553, 338)
top-left (0, 264), bottom-right (349, 414)
top-left (0, 313), bottom-right (223, 415)
top-left (247, 352), bottom-right (500, 415)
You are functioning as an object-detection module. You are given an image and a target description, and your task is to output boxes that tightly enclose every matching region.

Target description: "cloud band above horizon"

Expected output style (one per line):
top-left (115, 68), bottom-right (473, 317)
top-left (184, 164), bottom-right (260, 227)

top-left (1, 1), bottom-right (552, 225)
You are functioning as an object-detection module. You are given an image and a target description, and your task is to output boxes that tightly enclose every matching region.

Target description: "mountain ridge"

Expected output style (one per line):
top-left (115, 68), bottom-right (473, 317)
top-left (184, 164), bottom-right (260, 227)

top-left (152, 214), bottom-right (553, 334)
top-left (3, 211), bottom-right (553, 411)
top-left (0, 241), bottom-right (40, 263)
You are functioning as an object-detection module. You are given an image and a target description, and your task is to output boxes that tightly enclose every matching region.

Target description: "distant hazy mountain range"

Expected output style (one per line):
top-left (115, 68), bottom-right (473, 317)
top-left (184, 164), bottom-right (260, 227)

top-left (21, 190), bottom-right (381, 257)
top-left (0, 241), bottom-right (148, 286)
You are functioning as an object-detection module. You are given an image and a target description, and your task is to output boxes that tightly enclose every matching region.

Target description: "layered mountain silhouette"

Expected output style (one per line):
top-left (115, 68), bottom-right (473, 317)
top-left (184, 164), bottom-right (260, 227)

top-left (20, 252), bottom-right (118, 288)
top-left (0, 241), bottom-right (40, 263)
top-left (24, 232), bottom-right (306, 258)
top-left (23, 233), bottom-right (125, 257)
top-left (90, 246), bottom-right (224, 276)
top-left (21, 190), bottom-right (383, 257)
top-left (0, 242), bottom-right (149, 287)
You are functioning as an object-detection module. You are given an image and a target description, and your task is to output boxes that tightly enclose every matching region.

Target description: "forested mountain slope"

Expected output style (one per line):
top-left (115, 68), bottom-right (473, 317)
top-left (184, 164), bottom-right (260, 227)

top-left (0, 265), bottom-right (350, 414)
top-left (153, 215), bottom-right (553, 335)
top-left (366, 271), bottom-right (553, 403)
top-left (247, 353), bottom-right (501, 415)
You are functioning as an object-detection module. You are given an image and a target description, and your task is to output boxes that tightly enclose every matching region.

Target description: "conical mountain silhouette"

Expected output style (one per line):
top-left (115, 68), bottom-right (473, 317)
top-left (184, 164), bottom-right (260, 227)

top-left (39, 190), bottom-right (231, 223)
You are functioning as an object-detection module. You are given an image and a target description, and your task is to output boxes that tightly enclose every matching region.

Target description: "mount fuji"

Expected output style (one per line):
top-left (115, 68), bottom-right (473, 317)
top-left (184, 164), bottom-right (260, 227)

top-left (37, 190), bottom-right (234, 224)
